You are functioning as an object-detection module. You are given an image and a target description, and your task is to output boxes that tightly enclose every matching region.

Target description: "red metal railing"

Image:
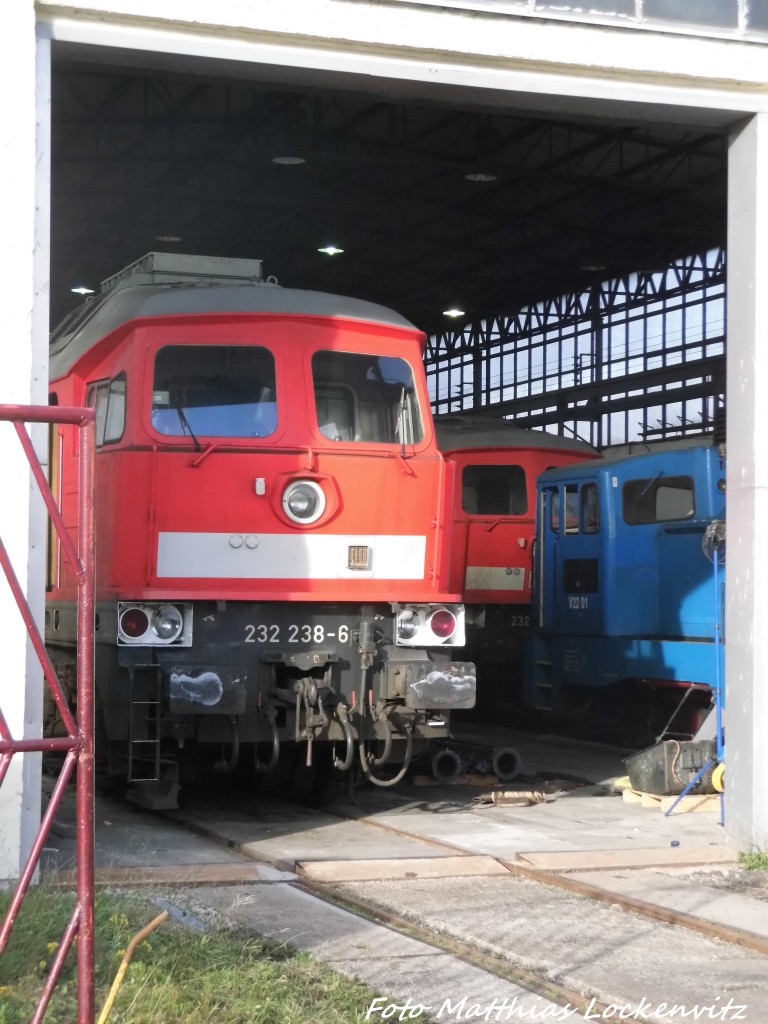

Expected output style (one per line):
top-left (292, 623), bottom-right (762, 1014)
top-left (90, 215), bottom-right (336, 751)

top-left (0, 404), bottom-right (95, 1023)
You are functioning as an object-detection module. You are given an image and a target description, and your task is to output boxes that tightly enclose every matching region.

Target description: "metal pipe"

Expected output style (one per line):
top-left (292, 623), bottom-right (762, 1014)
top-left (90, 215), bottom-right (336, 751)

top-left (492, 746), bottom-right (522, 782)
top-left (75, 412), bottom-right (97, 1024)
top-left (332, 705), bottom-right (355, 771)
top-left (359, 722), bottom-right (413, 787)
top-left (255, 705), bottom-right (280, 773)
top-left (1, 750), bottom-right (77, 953)
top-left (370, 711), bottom-right (393, 767)
top-left (431, 747), bottom-right (463, 784)
top-left (214, 717), bottom-right (240, 773)
top-left (0, 404), bottom-right (96, 1024)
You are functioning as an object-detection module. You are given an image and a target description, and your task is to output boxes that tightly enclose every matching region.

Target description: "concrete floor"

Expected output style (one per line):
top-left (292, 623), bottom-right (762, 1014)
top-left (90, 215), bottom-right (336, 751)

top-left (39, 726), bottom-right (768, 1023)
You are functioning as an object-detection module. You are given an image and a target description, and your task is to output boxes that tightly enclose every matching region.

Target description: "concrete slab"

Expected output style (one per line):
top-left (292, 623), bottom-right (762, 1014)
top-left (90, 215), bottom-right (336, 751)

top-left (297, 855), bottom-right (510, 882)
top-left (517, 846), bottom-right (738, 871)
top-left (42, 782), bottom-right (248, 873)
top-left (568, 868), bottom-right (768, 942)
top-left (185, 882), bottom-right (569, 1023)
top-left (333, 873), bottom-right (768, 1023)
top-left (168, 794), bottom-right (461, 871)
top-left (342, 790), bottom-right (726, 861)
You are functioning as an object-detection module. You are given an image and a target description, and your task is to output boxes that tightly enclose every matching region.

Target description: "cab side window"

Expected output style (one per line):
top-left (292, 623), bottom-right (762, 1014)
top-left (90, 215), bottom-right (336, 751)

top-left (550, 483), bottom-right (598, 534)
top-left (550, 490), bottom-right (561, 532)
top-left (564, 484), bottom-right (579, 534)
top-left (461, 465), bottom-right (527, 515)
top-left (623, 475), bottom-right (694, 525)
top-left (86, 373), bottom-right (126, 446)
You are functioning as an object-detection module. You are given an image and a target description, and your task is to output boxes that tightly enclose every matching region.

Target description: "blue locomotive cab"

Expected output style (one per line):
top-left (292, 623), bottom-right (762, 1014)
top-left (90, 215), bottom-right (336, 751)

top-left (529, 445), bottom-right (725, 745)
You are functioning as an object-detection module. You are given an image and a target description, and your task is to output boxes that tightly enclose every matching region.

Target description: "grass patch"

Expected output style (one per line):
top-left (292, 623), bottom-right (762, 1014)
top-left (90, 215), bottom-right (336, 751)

top-left (738, 850), bottom-right (768, 871)
top-left (0, 888), bottom-right (378, 1023)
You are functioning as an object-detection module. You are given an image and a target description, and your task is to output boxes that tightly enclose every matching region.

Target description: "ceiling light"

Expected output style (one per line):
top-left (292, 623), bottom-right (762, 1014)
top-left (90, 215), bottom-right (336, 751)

top-left (273, 156), bottom-right (306, 165)
top-left (318, 246), bottom-right (344, 256)
top-left (71, 286), bottom-right (95, 295)
top-left (155, 234), bottom-right (181, 242)
top-left (465, 171), bottom-right (497, 183)
top-left (443, 308), bottom-right (465, 318)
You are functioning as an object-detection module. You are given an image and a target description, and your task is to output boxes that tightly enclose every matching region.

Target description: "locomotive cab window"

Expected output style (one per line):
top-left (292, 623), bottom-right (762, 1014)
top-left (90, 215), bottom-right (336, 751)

top-left (312, 351), bottom-right (423, 444)
top-left (623, 475), bottom-right (694, 525)
top-left (151, 345), bottom-right (277, 438)
top-left (581, 483), bottom-right (600, 533)
top-left (461, 465), bottom-right (527, 515)
top-left (549, 489), bottom-right (560, 532)
top-left (564, 485), bottom-right (579, 534)
top-left (87, 373), bottom-right (126, 446)
top-left (549, 485), bottom-right (584, 534)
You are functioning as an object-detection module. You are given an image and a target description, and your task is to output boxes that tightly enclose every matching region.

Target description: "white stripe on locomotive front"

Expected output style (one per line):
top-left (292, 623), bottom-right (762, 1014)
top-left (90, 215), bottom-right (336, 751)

top-left (464, 566), bottom-right (526, 591)
top-left (156, 533), bottom-right (427, 580)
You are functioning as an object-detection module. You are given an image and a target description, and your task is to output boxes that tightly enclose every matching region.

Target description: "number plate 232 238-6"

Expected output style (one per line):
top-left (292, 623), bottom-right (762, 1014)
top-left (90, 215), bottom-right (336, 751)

top-left (243, 623), bottom-right (351, 645)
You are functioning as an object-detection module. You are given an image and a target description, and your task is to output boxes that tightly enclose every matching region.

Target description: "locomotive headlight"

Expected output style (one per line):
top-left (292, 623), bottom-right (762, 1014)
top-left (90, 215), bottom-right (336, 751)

top-left (150, 604), bottom-right (184, 642)
top-left (117, 601), bottom-right (192, 647)
top-left (397, 608), bottom-right (420, 640)
top-left (282, 480), bottom-right (326, 525)
top-left (394, 603), bottom-right (466, 647)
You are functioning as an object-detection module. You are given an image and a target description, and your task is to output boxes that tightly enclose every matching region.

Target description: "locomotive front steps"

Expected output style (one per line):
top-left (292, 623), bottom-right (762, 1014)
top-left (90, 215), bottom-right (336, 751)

top-left (125, 760), bottom-right (181, 811)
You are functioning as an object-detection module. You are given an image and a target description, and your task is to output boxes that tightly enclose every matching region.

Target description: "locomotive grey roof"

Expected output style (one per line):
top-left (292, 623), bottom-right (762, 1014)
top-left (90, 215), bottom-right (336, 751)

top-left (49, 253), bottom-right (421, 380)
top-left (538, 442), bottom-right (718, 481)
top-left (434, 415), bottom-right (597, 456)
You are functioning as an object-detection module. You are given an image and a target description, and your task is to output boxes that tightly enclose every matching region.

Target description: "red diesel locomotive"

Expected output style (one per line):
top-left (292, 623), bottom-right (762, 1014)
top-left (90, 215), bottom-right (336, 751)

top-left (45, 253), bottom-right (475, 806)
top-left (435, 416), bottom-right (598, 719)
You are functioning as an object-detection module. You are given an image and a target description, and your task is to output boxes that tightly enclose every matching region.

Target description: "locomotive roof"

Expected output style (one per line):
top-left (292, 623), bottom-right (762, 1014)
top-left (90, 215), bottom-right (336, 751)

top-left (434, 415), bottom-right (597, 456)
top-left (49, 278), bottom-right (421, 380)
top-left (538, 442), bottom-right (720, 481)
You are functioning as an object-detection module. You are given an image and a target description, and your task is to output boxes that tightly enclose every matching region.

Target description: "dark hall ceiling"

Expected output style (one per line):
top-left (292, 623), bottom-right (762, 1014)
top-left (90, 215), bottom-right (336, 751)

top-left (51, 58), bottom-right (728, 340)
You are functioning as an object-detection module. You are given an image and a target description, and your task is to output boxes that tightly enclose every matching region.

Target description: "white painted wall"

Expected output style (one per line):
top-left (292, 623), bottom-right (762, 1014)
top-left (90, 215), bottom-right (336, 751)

top-left (0, 4), bottom-right (51, 880)
top-left (726, 113), bottom-right (768, 850)
top-left (36, 0), bottom-right (768, 119)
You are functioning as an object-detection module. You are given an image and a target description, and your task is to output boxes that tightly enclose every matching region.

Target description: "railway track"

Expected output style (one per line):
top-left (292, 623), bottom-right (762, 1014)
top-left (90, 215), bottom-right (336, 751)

top-left (293, 871), bottom-right (613, 1019)
top-left (320, 800), bottom-right (768, 957)
top-left (144, 788), bottom-right (767, 1021)
top-left (46, 769), bottom-right (768, 1022)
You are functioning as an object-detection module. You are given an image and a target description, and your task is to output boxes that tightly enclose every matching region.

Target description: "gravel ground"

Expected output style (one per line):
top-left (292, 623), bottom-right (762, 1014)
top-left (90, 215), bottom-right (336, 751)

top-left (682, 865), bottom-right (768, 901)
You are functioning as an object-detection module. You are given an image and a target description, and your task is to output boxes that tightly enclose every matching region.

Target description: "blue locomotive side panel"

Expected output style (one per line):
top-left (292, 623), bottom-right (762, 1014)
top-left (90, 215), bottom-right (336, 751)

top-left (528, 445), bottom-right (725, 743)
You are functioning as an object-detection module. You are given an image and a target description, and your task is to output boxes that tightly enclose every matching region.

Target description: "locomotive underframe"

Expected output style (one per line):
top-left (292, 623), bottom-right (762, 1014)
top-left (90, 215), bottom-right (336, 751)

top-left (527, 631), bottom-right (717, 746)
top-left (46, 599), bottom-right (476, 804)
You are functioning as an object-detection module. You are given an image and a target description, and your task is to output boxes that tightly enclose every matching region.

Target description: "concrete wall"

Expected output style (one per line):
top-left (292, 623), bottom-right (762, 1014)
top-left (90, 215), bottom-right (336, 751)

top-left (726, 113), bottom-right (768, 849)
top-left (0, 1), bottom-right (50, 880)
top-left (36, 1), bottom-right (768, 123)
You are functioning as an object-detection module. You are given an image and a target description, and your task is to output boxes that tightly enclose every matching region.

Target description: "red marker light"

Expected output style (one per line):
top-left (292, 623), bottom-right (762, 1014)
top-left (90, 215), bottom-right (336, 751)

top-left (120, 607), bottom-right (149, 638)
top-left (429, 609), bottom-right (456, 639)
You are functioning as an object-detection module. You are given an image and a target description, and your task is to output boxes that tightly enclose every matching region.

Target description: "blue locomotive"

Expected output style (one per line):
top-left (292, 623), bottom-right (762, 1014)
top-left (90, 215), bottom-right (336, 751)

top-left (527, 444), bottom-right (725, 746)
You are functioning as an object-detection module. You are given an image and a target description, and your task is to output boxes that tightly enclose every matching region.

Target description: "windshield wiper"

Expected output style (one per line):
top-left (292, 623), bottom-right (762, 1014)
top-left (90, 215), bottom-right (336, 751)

top-left (395, 386), bottom-right (414, 456)
top-left (171, 400), bottom-right (203, 453)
